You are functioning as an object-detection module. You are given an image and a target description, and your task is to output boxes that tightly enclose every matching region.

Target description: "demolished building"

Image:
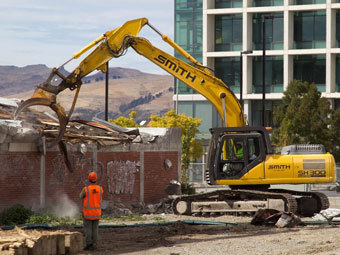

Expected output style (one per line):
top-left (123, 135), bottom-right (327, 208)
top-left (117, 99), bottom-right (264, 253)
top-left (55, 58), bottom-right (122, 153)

top-left (0, 97), bottom-right (181, 211)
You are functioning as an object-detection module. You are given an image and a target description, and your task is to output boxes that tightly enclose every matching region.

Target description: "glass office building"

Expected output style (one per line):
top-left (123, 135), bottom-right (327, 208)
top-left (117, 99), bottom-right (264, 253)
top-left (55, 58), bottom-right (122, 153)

top-left (174, 0), bottom-right (340, 134)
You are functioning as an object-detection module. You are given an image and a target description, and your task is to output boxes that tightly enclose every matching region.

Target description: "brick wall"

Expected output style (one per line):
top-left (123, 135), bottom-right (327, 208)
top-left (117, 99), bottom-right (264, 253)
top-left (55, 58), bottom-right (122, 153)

top-left (0, 152), bottom-right (41, 210)
top-left (144, 151), bottom-right (179, 203)
top-left (0, 148), bottom-right (179, 211)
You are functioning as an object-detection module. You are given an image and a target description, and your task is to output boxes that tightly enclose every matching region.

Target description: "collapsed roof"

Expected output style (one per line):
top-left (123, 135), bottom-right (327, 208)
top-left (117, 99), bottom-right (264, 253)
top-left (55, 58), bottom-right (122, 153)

top-left (0, 97), bottom-right (158, 146)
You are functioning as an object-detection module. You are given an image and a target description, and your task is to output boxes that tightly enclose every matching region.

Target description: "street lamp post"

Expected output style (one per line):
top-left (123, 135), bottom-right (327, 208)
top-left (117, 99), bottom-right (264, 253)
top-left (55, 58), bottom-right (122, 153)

top-left (240, 50), bottom-right (253, 109)
top-left (262, 15), bottom-right (274, 127)
top-left (105, 61), bottom-right (109, 121)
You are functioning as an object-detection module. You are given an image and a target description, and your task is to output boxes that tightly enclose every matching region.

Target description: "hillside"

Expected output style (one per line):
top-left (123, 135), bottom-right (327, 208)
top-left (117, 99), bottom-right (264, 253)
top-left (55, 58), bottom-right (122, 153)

top-left (1, 65), bottom-right (174, 122)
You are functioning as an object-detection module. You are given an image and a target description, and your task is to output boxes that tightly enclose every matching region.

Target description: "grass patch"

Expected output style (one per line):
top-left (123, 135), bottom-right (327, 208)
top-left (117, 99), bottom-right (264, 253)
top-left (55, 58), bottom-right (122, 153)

top-left (26, 214), bottom-right (82, 226)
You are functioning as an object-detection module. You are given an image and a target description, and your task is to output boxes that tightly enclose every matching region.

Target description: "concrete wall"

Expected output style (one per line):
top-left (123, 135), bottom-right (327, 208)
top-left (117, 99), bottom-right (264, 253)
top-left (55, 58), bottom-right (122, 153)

top-left (0, 128), bottom-right (181, 211)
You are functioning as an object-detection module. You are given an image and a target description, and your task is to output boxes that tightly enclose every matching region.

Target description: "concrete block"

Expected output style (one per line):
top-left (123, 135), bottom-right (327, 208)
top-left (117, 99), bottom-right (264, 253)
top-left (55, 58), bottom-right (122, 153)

top-left (56, 234), bottom-right (65, 255)
top-left (8, 245), bottom-right (28, 255)
top-left (27, 237), bottom-right (42, 255)
top-left (65, 233), bottom-right (83, 254)
top-left (40, 236), bottom-right (48, 255)
top-left (329, 197), bottom-right (340, 209)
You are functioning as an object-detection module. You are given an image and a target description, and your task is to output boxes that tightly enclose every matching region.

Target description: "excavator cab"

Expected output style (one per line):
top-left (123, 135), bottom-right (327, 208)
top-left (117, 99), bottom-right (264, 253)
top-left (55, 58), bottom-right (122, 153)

top-left (207, 126), bottom-right (272, 184)
top-left (218, 133), bottom-right (263, 179)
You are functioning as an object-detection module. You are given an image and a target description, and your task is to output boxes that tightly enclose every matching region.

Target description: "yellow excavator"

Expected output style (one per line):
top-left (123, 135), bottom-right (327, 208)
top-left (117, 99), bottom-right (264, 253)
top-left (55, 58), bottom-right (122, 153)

top-left (15, 18), bottom-right (336, 216)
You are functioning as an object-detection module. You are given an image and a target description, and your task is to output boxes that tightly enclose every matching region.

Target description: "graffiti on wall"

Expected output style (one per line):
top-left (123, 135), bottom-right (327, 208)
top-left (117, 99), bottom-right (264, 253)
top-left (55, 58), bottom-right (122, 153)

top-left (50, 153), bottom-right (103, 185)
top-left (107, 160), bottom-right (139, 195)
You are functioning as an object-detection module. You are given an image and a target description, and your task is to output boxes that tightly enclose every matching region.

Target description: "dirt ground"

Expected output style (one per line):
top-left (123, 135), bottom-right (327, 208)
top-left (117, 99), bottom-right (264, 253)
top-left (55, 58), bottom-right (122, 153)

top-left (74, 214), bottom-right (340, 255)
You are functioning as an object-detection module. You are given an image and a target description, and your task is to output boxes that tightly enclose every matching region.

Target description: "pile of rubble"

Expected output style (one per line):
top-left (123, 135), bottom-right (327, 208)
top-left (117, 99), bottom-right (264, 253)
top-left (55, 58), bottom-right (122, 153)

top-left (101, 198), bottom-right (174, 217)
top-left (0, 228), bottom-right (83, 255)
top-left (0, 97), bottom-right (157, 147)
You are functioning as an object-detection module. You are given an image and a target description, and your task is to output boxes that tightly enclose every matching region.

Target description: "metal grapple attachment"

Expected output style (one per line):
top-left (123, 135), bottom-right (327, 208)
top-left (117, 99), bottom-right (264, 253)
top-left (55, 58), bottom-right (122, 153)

top-left (14, 87), bottom-right (68, 144)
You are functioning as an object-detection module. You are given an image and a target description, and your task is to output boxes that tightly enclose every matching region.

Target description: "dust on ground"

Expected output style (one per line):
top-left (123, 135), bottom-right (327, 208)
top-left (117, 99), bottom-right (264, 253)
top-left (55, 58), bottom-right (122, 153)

top-left (74, 214), bottom-right (340, 255)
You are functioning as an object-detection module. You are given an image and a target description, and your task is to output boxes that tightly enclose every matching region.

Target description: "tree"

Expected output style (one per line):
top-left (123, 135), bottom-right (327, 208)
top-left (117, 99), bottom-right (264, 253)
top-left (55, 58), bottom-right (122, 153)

top-left (272, 80), bottom-right (340, 160)
top-left (110, 110), bottom-right (203, 183)
top-left (109, 111), bottom-right (139, 127)
top-left (329, 108), bottom-right (340, 161)
top-left (149, 110), bottom-right (203, 183)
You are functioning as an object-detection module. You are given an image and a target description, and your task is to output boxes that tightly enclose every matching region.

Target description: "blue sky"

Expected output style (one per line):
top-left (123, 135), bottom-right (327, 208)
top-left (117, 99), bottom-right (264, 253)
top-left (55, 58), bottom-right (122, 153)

top-left (0, 0), bottom-right (174, 74)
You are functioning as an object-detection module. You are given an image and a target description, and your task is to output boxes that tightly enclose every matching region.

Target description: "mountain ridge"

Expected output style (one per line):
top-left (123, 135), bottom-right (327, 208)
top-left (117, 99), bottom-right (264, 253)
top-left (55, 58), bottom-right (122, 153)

top-left (1, 64), bottom-right (174, 122)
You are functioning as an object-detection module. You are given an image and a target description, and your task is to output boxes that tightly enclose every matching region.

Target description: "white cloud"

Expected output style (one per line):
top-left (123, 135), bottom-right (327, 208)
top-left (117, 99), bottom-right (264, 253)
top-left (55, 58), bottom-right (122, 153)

top-left (0, 0), bottom-right (174, 74)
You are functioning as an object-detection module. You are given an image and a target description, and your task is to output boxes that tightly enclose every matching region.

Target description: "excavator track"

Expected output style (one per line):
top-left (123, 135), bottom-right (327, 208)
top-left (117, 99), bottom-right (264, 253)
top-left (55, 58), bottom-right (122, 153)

top-left (172, 189), bottom-right (298, 216)
top-left (172, 188), bottom-right (329, 217)
top-left (269, 189), bottom-right (329, 216)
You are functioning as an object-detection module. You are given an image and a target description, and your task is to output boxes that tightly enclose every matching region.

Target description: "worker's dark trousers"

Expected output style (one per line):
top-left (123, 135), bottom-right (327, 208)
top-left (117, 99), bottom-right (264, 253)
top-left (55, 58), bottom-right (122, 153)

top-left (83, 219), bottom-right (99, 248)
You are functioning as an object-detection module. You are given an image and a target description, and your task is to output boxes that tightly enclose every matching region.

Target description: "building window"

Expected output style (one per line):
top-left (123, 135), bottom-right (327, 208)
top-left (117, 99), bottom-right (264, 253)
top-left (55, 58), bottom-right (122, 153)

top-left (215, 57), bottom-right (241, 93)
top-left (294, 0), bottom-right (325, 5)
top-left (175, 0), bottom-right (202, 95)
top-left (215, 15), bottom-right (242, 52)
top-left (294, 11), bottom-right (326, 49)
top-left (252, 56), bottom-right (284, 93)
top-left (253, 13), bottom-right (284, 50)
top-left (293, 55), bottom-right (326, 92)
top-left (175, 53), bottom-right (202, 94)
top-left (251, 100), bottom-right (282, 127)
top-left (215, 0), bottom-right (242, 8)
top-left (177, 101), bottom-right (219, 134)
top-left (335, 99), bottom-right (340, 110)
top-left (335, 55), bottom-right (340, 92)
top-left (336, 11), bottom-right (340, 47)
top-left (175, 0), bottom-right (203, 10)
top-left (252, 0), bottom-right (283, 7)
top-left (175, 13), bottom-right (202, 52)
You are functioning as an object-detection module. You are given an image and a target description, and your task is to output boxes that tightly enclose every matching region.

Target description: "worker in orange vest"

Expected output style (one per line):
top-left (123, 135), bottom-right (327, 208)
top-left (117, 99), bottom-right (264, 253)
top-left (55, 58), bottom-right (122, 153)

top-left (80, 171), bottom-right (103, 251)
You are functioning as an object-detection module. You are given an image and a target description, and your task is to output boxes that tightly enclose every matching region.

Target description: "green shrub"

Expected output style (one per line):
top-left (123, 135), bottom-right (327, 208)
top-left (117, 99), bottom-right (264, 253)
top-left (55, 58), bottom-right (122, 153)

top-left (181, 182), bottom-right (196, 195)
top-left (0, 204), bottom-right (33, 226)
top-left (26, 214), bottom-right (81, 225)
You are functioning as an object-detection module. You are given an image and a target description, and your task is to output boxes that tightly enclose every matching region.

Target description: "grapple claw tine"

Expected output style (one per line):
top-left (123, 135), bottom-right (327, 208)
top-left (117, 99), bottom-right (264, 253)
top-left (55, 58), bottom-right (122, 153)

top-left (14, 97), bottom-right (54, 120)
top-left (13, 90), bottom-right (69, 145)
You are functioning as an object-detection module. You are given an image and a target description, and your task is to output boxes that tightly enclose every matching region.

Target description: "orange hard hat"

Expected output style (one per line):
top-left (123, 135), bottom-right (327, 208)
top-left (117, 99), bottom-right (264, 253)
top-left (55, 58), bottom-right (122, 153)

top-left (88, 172), bottom-right (97, 181)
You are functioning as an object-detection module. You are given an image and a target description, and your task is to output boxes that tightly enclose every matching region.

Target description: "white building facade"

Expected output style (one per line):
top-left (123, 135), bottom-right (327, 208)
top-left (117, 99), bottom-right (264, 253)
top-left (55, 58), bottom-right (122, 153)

top-left (174, 0), bottom-right (340, 133)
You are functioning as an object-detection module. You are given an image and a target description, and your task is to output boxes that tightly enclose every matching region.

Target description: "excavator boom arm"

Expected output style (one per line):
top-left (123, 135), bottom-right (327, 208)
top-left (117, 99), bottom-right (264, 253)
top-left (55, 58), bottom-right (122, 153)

top-left (127, 36), bottom-right (245, 127)
top-left (14, 18), bottom-right (245, 146)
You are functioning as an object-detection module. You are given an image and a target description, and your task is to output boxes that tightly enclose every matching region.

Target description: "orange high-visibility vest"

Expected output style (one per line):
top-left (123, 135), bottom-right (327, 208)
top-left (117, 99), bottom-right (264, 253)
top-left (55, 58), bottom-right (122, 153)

top-left (82, 184), bottom-right (103, 220)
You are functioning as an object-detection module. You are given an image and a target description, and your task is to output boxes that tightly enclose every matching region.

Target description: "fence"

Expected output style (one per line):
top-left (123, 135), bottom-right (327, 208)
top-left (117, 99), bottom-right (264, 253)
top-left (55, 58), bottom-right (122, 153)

top-left (188, 163), bottom-right (206, 183)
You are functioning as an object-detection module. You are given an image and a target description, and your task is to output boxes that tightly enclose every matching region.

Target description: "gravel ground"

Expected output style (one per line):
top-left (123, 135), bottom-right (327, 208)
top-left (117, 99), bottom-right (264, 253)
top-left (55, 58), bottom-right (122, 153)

top-left (76, 214), bottom-right (340, 255)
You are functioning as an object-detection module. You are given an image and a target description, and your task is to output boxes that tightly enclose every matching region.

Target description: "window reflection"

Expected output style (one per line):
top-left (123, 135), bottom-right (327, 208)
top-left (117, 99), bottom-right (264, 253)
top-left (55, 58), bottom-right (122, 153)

top-left (293, 55), bottom-right (326, 92)
top-left (294, 11), bottom-right (326, 49)
top-left (252, 56), bottom-right (284, 93)
top-left (215, 15), bottom-right (242, 52)
top-left (215, 57), bottom-right (241, 93)
top-left (215, 0), bottom-right (242, 8)
top-left (253, 13), bottom-right (284, 50)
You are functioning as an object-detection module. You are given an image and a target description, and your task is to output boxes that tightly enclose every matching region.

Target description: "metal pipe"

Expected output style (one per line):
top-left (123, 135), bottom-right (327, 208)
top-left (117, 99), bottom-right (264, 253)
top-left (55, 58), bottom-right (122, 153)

top-left (105, 61), bottom-right (109, 121)
top-left (40, 136), bottom-right (46, 209)
top-left (240, 50), bottom-right (253, 110)
top-left (262, 16), bottom-right (266, 127)
top-left (262, 16), bottom-right (274, 127)
top-left (220, 93), bottom-right (227, 127)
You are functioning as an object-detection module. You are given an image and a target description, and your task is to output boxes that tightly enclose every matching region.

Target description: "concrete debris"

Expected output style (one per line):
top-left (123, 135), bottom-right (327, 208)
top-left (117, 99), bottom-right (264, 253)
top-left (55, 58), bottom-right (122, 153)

top-left (102, 198), bottom-right (174, 216)
top-left (92, 117), bottom-right (139, 135)
top-left (0, 228), bottom-right (83, 254)
top-left (251, 209), bottom-right (281, 225)
top-left (275, 212), bottom-right (301, 228)
top-left (0, 97), bottom-right (21, 108)
top-left (165, 180), bottom-right (182, 195)
top-left (313, 208), bottom-right (340, 224)
top-left (101, 201), bottom-right (133, 217)
top-left (251, 209), bottom-right (301, 228)
top-left (0, 97), bottom-right (158, 147)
